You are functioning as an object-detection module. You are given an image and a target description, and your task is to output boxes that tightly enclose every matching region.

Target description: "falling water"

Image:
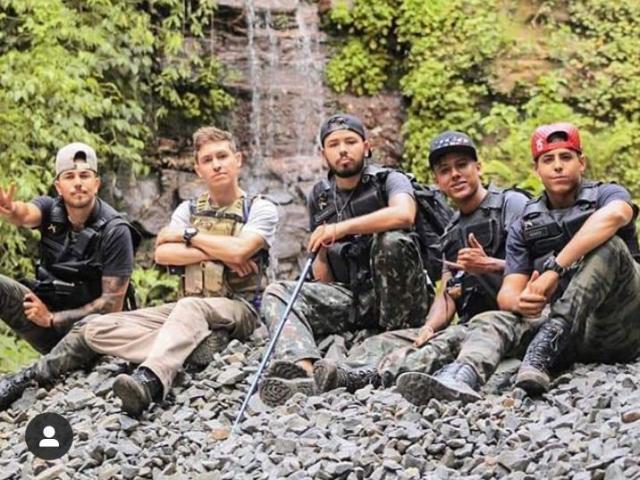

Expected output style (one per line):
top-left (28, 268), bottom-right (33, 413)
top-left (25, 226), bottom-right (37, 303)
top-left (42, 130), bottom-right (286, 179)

top-left (243, 0), bottom-right (325, 170)
top-left (245, 0), bottom-right (263, 165)
top-left (294, 0), bottom-right (325, 156)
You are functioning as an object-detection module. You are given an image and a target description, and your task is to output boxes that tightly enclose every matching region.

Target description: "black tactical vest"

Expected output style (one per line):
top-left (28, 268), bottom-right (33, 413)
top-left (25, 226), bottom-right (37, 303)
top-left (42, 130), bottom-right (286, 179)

top-left (440, 185), bottom-right (515, 323)
top-left (522, 181), bottom-right (640, 270)
top-left (32, 197), bottom-right (140, 311)
top-left (309, 165), bottom-right (388, 286)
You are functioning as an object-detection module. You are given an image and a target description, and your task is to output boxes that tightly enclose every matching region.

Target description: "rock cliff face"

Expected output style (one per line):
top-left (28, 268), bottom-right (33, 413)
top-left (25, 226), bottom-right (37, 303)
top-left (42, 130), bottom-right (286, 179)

top-left (114, 0), bottom-right (405, 278)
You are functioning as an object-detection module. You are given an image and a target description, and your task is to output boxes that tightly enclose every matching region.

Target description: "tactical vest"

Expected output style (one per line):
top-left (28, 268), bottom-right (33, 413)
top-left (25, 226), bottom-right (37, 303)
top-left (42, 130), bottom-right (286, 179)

top-left (441, 186), bottom-right (521, 323)
top-left (182, 193), bottom-right (268, 307)
top-left (522, 181), bottom-right (640, 270)
top-left (309, 165), bottom-right (388, 286)
top-left (33, 197), bottom-right (140, 312)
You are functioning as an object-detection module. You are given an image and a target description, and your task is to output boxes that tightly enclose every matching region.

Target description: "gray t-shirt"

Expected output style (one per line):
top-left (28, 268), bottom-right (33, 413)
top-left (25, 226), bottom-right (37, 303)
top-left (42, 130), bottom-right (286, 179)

top-left (169, 196), bottom-right (278, 247)
top-left (308, 170), bottom-right (414, 229)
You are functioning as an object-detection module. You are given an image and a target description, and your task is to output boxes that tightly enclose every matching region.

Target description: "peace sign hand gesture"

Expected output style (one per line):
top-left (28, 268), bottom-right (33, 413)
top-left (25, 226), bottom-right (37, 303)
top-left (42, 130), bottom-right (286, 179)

top-left (0, 184), bottom-right (17, 219)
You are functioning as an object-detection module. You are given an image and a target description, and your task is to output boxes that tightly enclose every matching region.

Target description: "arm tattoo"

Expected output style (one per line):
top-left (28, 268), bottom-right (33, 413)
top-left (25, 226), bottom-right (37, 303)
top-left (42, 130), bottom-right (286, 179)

top-left (52, 276), bottom-right (130, 330)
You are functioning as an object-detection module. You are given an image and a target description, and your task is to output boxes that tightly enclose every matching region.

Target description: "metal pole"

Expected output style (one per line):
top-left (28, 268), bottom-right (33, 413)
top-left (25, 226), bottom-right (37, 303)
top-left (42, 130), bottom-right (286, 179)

top-left (231, 252), bottom-right (316, 434)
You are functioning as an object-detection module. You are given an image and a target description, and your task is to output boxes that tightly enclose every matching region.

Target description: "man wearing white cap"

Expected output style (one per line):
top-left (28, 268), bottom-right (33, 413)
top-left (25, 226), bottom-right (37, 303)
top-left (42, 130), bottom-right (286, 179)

top-left (0, 142), bottom-right (138, 409)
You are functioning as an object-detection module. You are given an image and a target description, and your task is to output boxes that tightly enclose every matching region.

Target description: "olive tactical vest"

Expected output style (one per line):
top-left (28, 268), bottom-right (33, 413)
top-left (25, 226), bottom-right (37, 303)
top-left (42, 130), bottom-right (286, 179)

top-left (183, 194), bottom-right (268, 304)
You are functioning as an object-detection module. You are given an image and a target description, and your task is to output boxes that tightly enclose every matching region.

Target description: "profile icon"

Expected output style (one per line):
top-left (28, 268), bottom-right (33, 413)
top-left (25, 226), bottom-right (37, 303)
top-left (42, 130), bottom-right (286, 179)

top-left (38, 425), bottom-right (60, 448)
top-left (25, 412), bottom-right (73, 460)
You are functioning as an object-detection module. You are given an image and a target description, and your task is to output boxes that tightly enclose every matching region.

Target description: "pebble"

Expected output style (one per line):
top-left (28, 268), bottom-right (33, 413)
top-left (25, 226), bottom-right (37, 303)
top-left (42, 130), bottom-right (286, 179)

top-left (0, 340), bottom-right (637, 479)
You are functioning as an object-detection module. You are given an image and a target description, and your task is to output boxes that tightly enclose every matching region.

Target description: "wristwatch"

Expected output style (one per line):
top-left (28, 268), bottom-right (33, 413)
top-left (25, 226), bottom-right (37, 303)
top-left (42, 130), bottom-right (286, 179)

top-left (542, 255), bottom-right (568, 277)
top-left (183, 227), bottom-right (199, 246)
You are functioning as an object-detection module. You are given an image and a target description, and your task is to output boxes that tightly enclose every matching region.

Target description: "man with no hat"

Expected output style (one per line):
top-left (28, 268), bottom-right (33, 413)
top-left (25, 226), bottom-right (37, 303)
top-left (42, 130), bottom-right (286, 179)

top-left (0, 143), bottom-right (138, 409)
top-left (258, 113), bottom-right (433, 406)
top-left (396, 122), bottom-right (640, 405)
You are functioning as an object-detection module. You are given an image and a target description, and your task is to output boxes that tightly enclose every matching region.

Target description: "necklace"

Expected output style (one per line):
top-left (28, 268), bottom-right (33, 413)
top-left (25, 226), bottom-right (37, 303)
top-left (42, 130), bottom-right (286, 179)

top-left (332, 182), bottom-right (358, 222)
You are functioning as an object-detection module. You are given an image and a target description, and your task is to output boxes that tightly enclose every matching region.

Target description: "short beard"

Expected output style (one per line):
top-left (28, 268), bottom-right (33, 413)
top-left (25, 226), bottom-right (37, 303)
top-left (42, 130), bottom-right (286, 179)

top-left (331, 157), bottom-right (365, 178)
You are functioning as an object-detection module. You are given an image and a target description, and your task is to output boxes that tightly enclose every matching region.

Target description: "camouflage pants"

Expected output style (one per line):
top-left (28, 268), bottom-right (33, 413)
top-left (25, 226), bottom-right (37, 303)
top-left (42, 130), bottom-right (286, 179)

top-left (0, 274), bottom-right (71, 354)
top-left (262, 230), bottom-right (431, 362)
top-left (454, 236), bottom-right (640, 383)
top-left (345, 324), bottom-right (468, 379)
top-left (32, 316), bottom-right (100, 384)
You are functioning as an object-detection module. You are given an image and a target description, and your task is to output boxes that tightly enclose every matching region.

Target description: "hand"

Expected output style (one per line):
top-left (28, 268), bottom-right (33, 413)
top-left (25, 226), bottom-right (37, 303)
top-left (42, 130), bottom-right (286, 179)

top-left (0, 184), bottom-right (16, 219)
top-left (516, 271), bottom-right (547, 318)
top-left (456, 233), bottom-right (495, 274)
top-left (529, 270), bottom-right (560, 299)
top-left (307, 223), bottom-right (347, 253)
top-left (156, 227), bottom-right (184, 246)
top-left (413, 324), bottom-right (435, 347)
top-left (23, 292), bottom-right (54, 328)
top-left (225, 259), bottom-right (258, 277)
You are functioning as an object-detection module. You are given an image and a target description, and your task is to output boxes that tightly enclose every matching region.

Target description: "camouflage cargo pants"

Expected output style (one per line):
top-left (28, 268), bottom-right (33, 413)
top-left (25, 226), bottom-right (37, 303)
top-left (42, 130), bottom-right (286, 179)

top-left (262, 230), bottom-right (431, 362)
top-left (0, 274), bottom-right (71, 354)
top-left (454, 236), bottom-right (640, 384)
top-left (344, 324), bottom-right (468, 380)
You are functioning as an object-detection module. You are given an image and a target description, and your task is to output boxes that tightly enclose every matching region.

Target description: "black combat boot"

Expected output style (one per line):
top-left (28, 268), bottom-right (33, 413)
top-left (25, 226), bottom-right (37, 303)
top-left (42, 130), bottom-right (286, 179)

top-left (396, 362), bottom-right (482, 405)
top-left (185, 329), bottom-right (230, 369)
top-left (515, 317), bottom-right (571, 395)
top-left (313, 359), bottom-right (381, 393)
top-left (113, 367), bottom-right (163, 417)
top-left (259, 360), bottom-right (316, 407)
top-left (0, 365), bottom-right (37, 411)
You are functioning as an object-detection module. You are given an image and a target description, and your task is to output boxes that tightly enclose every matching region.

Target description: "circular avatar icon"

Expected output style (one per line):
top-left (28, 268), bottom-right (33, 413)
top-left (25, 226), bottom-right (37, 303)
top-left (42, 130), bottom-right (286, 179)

top-left (25, 412), bottom-right (73, 460)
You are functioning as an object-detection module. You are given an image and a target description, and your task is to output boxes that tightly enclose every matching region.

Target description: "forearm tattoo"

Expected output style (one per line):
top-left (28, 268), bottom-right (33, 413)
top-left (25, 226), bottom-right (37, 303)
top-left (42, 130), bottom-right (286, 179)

top-left (53, 276), bottom-right (130, 329)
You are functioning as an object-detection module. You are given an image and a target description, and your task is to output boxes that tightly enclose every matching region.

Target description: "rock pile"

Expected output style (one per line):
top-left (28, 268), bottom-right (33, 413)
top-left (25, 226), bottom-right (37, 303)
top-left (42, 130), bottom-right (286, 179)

top-left (1, 336), bottom-right (639, 480)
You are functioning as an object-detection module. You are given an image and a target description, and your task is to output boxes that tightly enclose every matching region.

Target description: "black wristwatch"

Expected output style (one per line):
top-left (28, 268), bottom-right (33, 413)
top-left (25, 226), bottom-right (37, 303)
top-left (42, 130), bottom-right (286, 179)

top-left (183, 227), bottom-right (199, 246)
top-left (542, 255), bottom-right (568, 277)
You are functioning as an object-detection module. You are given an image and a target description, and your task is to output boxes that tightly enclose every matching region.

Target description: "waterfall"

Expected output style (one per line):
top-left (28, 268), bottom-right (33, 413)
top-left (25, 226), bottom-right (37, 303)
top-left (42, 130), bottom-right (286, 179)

top-left (244, 0), bottom-right (263, 166)
top-left (243, 0), bottom-right (325, 173)
top-left (294, 0), bottom-right (325, 157)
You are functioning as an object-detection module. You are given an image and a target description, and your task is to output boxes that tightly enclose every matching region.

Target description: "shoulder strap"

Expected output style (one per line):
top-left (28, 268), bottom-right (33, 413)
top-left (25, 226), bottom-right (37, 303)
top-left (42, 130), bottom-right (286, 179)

top-left (523, 195), bottom-right (547, 217)
top-left (49, 197), bottom-right (67, 226)
top-left (481, 185), bottom-right (505, 210)
top-left (576, 180), bottom-right (600, 204)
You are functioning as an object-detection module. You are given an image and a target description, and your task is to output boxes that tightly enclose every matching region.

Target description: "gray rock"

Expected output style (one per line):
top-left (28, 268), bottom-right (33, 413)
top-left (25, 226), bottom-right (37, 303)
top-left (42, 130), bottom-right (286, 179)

top-left (216, 368), bottom-right (247, 386)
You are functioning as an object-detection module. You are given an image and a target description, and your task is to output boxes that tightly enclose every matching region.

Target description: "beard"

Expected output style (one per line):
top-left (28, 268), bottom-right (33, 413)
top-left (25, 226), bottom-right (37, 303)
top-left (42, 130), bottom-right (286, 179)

top-left (330, 156), bottom-right (365, 178)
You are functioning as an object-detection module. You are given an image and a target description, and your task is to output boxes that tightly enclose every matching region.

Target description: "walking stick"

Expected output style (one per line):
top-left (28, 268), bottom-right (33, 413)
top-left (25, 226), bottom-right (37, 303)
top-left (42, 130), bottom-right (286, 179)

top-left (232, 251), bottom-right (317, 434)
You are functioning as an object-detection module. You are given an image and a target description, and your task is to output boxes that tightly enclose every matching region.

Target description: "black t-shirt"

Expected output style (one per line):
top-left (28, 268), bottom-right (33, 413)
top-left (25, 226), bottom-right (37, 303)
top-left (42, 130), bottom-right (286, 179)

top-left (31, 196), bottom-right (134, 278)
top-left (505, 182), bottom-right (638, 276)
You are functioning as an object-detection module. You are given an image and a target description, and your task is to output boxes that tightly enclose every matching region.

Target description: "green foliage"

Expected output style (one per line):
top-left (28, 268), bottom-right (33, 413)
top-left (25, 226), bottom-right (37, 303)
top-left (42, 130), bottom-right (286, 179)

top-left (131, 266), bottom-right (179, 308)
top-left (0, 0), bottom-right (233, 279)
top-left (323, 0), bottom-right (640, 198)
top-left (0, 324), bottom-right (39, 374)
top-left (326, 39), bottom-right (389, 95)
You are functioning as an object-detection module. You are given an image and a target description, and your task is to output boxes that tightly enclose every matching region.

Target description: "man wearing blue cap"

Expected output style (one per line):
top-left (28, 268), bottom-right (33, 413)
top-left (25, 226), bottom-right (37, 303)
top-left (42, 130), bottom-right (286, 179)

top-left (258, 113), bottom-right (433, 406)
top-left (0, 142), bottom-right (138, 409)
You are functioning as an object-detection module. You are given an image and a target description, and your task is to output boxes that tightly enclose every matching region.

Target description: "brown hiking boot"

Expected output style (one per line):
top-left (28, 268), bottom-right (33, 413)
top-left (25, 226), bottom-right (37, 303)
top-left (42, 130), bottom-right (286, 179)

top-left (515, 317), bottom-right (571, 395)
top-left (396, 362), bottom-right (482, 405)
top-left (185, 329), bottom-right (230, 368)
top-left (258, 360), bottom-right (315, 407)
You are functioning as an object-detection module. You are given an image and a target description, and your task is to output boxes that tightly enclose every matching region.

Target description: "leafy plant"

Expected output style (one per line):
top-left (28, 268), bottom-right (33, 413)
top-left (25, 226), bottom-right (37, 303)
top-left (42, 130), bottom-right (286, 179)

top-left (131, 266), bottom-right (180, 308)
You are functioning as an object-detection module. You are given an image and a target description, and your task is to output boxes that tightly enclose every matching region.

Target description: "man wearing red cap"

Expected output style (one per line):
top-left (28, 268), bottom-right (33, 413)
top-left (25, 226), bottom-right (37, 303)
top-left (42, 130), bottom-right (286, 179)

top-left (396, 122), bottom-right (640, 404)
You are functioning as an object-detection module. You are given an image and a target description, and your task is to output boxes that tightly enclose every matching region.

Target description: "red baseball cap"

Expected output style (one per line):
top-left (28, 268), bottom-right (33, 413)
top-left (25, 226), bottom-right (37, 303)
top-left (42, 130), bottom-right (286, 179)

top-left (530, 122), bottom-right (582, 160)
